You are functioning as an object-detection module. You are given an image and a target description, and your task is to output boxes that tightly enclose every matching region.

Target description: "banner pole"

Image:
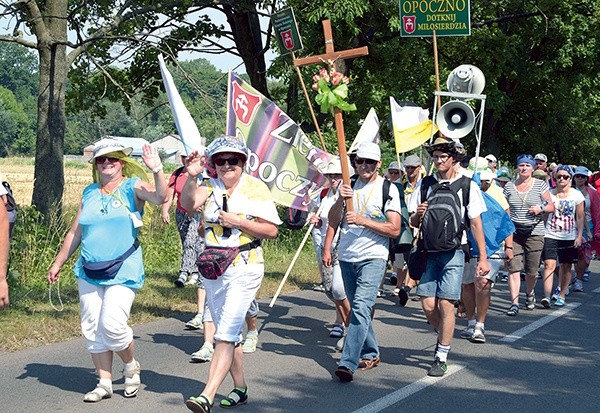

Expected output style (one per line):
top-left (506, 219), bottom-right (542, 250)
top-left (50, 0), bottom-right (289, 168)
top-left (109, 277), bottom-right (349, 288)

top-left (432, 31), bottom-right (442, 111)
top-left (269, 202), bottom-right (326, 307)
top-left (292, 52), bottom-right (327, 151)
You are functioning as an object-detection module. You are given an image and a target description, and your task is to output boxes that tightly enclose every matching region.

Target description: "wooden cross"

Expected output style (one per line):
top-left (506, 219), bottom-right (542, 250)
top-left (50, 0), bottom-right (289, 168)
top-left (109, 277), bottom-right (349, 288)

top-left (294, 20), bottom-right (369, 211)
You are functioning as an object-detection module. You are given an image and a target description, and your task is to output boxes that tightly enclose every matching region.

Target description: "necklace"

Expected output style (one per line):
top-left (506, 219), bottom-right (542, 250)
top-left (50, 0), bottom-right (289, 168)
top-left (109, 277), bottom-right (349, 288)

top-left (99, 176), bottom-right (124, 214)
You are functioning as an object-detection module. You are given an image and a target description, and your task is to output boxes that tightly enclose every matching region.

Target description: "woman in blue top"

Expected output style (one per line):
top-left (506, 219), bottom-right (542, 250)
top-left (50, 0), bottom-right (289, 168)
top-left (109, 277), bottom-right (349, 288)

top-left (47, 138), bottom-right (167, 403)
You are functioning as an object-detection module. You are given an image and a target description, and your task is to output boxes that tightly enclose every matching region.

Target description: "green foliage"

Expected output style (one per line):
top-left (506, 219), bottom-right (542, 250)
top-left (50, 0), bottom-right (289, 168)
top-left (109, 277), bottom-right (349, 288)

top-left (0, 87), bottom-right (36, 156)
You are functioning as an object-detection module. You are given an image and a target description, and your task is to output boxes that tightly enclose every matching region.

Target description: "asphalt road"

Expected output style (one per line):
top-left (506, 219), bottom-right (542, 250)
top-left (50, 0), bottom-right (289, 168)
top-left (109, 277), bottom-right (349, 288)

top-left (2, 261), bottom-right (600, 413)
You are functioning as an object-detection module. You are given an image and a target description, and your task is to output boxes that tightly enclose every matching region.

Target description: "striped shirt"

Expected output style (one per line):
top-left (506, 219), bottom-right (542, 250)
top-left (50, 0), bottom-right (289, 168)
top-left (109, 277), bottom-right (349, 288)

top-left (503, 179), bottom-right (549, 236)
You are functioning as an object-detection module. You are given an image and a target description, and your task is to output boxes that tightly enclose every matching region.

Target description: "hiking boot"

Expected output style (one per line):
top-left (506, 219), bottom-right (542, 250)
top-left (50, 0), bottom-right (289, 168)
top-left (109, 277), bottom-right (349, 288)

top-left (191, 343), bottom-right (214, 362)
top-left (174, 273), bottom-right (187, 288)
top-left (242, 332), bottom-right (259, 353)
top-left (427, 357), bottom-right (448, 377)
top-left (460, 327), bottom-right (474, 339)
top-left (470, 327), bottom-right (486, 343)
top-left (185, 313), bottom-right (203, 330)
top-left (526, 293), bottom-right (536, 310)
top-left (572, 279), bottom-right (584, 292)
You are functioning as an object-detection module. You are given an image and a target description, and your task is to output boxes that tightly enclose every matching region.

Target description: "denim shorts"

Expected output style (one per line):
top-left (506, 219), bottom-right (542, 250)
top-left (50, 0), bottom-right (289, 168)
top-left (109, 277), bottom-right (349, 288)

top-left (416, 249), bottom-right (464, 301)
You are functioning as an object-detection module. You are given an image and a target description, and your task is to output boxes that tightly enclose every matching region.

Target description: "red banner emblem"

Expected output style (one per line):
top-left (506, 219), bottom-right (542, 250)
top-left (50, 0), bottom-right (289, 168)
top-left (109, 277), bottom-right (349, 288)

top-left (281, 29), bottom-right (294, 50)
top-left (403, 16), bottom-right (416, 34)
top-left (232, 81), bottom-right (261, 125)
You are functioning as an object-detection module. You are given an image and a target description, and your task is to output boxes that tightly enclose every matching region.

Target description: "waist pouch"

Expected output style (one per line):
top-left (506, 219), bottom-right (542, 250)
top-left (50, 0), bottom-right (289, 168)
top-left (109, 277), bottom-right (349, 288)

top-left (197, 239), bottom-right (262, 280)
top-left (514, 222), bottom-right (536, 237)
top-left (82, 239), bottom-right (140, 280)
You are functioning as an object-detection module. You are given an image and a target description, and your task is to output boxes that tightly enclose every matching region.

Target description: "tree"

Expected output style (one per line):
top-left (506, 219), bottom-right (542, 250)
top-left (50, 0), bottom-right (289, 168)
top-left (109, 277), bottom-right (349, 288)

top-left (0, 0), bottom-right (272, 216)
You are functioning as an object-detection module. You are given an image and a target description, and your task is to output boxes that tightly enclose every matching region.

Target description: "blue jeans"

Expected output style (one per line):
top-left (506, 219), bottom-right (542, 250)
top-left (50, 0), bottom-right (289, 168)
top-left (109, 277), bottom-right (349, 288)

top-left (339, 259), bottom-right (387, 372)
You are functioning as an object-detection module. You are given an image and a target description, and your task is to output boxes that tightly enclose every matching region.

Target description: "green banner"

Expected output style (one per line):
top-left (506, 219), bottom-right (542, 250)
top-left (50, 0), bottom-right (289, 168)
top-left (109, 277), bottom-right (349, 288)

top-left (399, 0), bottom-right (471, 37)
top-left (271, 8), bottom-right (303, 55)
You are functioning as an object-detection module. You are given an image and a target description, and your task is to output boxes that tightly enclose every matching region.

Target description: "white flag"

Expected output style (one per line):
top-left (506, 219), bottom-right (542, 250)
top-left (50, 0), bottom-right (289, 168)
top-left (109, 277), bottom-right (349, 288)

top-left (158, 54), bottom-right (205, 155)
top-left (348, 107), bottom-right (380, 154)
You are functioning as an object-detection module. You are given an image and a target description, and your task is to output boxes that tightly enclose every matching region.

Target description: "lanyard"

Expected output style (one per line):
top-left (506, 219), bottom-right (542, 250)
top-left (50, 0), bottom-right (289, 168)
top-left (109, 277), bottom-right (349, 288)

top-left (355, 180), bottom-right (377, 217)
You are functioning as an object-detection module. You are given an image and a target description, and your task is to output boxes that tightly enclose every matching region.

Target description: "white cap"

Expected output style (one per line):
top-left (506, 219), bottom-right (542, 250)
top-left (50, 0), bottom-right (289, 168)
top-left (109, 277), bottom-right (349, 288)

top-left (89, 138), bottom-right (133, 163)
top-left (355, 142), bottom-right (381, 161)
top-left (480, 170), bottom-right (495, 182)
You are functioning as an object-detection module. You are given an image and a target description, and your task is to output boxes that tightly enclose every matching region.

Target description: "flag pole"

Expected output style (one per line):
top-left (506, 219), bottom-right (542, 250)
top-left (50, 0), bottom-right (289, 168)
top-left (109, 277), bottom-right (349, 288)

top-left (292, 52), bottom-right (327, 151)
top-left (225, 69), bottom-right (232, 134)
top-left (269, 202), bottom-right (326, 308)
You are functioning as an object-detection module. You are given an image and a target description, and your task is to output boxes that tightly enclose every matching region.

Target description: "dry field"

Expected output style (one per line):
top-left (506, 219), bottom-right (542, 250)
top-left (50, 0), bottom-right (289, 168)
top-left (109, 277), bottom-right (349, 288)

top-left (0, 157), bottom-right (93, 206)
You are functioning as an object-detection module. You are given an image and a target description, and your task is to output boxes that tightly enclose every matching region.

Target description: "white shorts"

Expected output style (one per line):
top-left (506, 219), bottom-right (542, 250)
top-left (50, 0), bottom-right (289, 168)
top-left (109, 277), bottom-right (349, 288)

top-left (78, 278), bottom-right (136, 353)
top-left (462, 254), bottom-right (503, 285)
top-left (204, 262), bottom-right (263, 343)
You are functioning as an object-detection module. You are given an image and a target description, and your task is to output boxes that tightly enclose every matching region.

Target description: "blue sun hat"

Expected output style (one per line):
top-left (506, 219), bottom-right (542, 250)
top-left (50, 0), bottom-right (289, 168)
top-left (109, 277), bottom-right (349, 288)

top-left (206, 135), bottom-right (248, 161)
top-left (573, 166), bottom-right (591, 177)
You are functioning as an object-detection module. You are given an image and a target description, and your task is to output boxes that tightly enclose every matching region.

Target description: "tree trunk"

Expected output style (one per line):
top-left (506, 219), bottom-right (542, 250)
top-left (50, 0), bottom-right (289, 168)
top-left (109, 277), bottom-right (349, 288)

top-left (223, 4), bottom-right (270, 99)
top-left (31, 2), bottom-right (68, 217)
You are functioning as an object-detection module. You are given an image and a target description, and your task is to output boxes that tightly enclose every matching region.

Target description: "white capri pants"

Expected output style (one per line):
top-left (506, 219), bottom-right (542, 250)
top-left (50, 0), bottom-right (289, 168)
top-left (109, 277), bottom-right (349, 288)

top-left (78, 278), bottom-right (136, 353)
top-left (204, 260), bottom-right (263, 344)
top-left (202, 298), bottom-right (259, 323)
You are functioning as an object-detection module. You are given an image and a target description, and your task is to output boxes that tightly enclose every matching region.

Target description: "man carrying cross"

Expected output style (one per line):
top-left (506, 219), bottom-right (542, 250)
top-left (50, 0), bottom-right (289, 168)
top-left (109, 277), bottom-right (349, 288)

top-left (323, 141), bottom-right (401, 382)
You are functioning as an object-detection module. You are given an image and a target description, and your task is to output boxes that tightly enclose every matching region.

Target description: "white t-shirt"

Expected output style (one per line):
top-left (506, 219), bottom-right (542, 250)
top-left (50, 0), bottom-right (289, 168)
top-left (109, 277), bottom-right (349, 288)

top-left (337, 176), bottom-right (401, 262)
top-left (545, 188), bottom-right (584, 240)
top-left (312, 187), bottom-right (340, 250)
top-left (408, 174), bottom-right (487, 245)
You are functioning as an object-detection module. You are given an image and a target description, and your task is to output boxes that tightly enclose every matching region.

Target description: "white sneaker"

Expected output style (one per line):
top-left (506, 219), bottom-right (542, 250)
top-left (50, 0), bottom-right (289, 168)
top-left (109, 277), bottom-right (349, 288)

top-left (174, 273), bottom-right (187, 288)
top-left (335, 336), bottom-right (345, 351)
top-left (242, 332), bottom-right (259, 353)
top-left (471, 327), bottom-right (486, 343)
top-left (191, 343), bottom-right (214, 362)
top-left (572, 279), bottom-right (584, 292)
top-left (185, 313), bottom-right (203, 330)
top-left (185, 273), bottom-right (199, 286)
top-left (460, 327), bottom-right (475, 339)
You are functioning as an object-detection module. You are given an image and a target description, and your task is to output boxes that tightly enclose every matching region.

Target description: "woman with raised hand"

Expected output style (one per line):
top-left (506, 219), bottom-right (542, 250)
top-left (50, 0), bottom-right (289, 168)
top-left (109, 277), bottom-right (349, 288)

top-left (47, 138), bottom-right (167, 402)
top-left (503, 154), bottom-right (553, 316)
top-left (181, 136), bottom-right (280, 413)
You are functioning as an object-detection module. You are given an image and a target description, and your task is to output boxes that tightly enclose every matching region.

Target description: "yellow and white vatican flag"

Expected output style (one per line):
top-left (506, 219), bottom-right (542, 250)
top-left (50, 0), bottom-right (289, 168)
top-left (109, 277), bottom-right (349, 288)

top-left (390, 97), bottom-right (436, 154)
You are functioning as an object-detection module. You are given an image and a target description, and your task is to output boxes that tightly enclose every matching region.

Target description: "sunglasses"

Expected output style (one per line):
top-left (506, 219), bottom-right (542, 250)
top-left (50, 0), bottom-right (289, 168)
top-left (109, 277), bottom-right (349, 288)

top-left (214, 157), bottom-right (242, 167)
top-left (95, 156), bottom-right (120, 164)
top-left (555, 175), bottom-right (571, 180)
top-left (574, 174), bottom-right (587, 179)
top-left (355, 158), bottom-right (377, 165)
top-left (388, 170), bottom-right (400, 175)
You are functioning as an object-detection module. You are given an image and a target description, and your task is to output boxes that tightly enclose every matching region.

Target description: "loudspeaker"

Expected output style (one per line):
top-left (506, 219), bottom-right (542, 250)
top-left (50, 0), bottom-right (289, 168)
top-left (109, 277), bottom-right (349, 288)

top-left (436, 101), bottom-right (475, 139)
top-left (447, 65), bottom-right (486, 95)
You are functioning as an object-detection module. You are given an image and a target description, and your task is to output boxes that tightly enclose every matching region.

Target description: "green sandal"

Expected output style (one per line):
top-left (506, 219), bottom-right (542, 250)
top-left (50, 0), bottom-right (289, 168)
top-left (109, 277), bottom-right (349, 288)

top-left (186, 394), bottom-right (213, 413)
top-left (219, 387), bottom-right (248, 409)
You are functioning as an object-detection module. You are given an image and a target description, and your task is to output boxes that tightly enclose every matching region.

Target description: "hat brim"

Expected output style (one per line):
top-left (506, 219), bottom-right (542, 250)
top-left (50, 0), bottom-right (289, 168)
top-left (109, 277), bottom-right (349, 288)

top-left (89, 147), bottom-right (133, 163)
top-left (209, 148), bottom-right (248, 160)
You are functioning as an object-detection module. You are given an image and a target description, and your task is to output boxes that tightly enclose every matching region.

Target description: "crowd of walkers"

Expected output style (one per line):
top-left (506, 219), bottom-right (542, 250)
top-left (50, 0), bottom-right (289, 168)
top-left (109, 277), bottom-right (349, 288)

top-left (43, 136), bottom-right (599, 412)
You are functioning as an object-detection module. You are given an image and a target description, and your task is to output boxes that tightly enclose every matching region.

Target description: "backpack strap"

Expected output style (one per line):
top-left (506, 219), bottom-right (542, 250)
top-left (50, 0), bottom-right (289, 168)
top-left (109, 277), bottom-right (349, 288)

top-left (382, 179), bottom-right (391, 211)
top-left (420, 175), bottom-right (437, 203)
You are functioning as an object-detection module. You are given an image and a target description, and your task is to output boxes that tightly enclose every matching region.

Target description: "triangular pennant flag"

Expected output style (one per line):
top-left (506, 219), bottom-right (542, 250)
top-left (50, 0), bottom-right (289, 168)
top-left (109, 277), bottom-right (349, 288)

top-left (348, 107), bottom-right (380, 154)
top-left (158, 55), bottom-right (205, 155)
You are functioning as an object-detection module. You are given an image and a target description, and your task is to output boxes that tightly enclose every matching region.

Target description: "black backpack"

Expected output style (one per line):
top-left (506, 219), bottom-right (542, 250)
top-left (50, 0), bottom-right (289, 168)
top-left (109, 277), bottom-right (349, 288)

top-left (419, 175), bottom-right (470, 252)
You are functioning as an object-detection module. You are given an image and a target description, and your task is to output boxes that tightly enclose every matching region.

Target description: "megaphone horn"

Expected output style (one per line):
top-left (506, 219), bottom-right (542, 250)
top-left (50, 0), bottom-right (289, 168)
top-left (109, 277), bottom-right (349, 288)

top-left (436, 100), bottom-right (475, 139)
